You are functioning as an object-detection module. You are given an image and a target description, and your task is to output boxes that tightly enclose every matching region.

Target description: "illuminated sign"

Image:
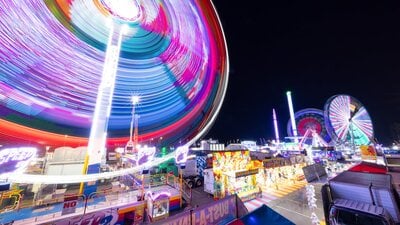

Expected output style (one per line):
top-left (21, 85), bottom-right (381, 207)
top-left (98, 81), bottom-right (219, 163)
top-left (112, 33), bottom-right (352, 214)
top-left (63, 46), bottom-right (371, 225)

top-left (175, 145), bottom-right (189, 165)
top-left (0, 147), bottom-right (37, 175)
top-left (138, 146), bottom-right (156, 166)
top-left (123, 145), bottom-right (156, 167)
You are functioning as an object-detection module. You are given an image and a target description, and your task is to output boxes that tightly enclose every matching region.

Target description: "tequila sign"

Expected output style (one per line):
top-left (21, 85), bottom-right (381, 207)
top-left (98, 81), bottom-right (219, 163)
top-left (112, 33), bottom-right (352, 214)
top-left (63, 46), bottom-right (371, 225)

top-left (0, 147), bottom-right (36, 174)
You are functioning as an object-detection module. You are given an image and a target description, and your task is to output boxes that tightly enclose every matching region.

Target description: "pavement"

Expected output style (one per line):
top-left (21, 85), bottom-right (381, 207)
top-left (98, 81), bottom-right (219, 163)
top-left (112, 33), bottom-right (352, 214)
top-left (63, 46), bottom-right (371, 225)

top-left (189, 178), bottom-right (327, 225)
top-left (267, 182), bottom-right (326, 225)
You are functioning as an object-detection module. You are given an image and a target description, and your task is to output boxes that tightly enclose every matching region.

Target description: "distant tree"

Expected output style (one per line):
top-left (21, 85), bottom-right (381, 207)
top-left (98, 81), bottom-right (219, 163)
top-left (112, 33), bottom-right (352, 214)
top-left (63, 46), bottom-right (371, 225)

top-left (390, 122), bottom-right (400, 143)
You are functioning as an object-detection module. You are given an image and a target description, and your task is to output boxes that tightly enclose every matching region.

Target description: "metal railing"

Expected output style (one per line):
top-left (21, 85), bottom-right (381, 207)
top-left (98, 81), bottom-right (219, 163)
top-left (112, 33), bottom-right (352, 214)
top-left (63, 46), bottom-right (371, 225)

top-left (0, 173), bottom-right (184, 224)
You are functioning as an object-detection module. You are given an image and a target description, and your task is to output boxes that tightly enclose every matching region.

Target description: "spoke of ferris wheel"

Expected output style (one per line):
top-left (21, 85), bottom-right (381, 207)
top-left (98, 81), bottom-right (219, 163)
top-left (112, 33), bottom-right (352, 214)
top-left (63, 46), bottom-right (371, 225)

top-left (352, 120), bottom-right (373, 138)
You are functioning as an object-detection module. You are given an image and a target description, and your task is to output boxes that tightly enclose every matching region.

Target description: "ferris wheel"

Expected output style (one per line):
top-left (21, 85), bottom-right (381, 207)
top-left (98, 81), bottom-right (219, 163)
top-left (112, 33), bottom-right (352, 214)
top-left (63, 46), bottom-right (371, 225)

top-left (287, 108), bottom-right (331, 145)
top-left (324, 95), bottom-right (374, 146)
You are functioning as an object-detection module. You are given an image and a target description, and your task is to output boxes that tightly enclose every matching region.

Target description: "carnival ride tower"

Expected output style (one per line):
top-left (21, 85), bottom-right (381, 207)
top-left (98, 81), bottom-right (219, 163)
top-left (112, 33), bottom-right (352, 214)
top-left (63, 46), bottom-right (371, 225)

top-left (86, 24), bottom-right (126, 173)
top-left (126, 96), bottom-right (140, 155)
top-left (273, 108), bottom-right (280, 143)
top-left (84, 24), bottom-right (128, 195)
top-left (286, 91), bottom-right (299, 143)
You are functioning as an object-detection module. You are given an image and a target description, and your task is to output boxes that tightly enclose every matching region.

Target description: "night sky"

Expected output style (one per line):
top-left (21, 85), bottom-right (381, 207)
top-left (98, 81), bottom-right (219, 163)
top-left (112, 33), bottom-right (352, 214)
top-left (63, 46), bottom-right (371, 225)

top-left (205, 1), bottom-right (400, 145)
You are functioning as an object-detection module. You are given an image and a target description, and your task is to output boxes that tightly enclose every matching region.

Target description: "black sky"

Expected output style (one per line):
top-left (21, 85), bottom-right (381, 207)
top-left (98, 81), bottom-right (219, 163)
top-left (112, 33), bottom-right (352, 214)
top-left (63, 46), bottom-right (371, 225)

top-left (205, 1), bottom-right (400, 145)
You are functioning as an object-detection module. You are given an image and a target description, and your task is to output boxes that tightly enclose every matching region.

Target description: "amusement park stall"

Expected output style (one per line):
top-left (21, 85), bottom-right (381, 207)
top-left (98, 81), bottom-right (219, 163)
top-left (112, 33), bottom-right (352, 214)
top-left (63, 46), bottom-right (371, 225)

top-left (208, 150), bottom-right (262, 201)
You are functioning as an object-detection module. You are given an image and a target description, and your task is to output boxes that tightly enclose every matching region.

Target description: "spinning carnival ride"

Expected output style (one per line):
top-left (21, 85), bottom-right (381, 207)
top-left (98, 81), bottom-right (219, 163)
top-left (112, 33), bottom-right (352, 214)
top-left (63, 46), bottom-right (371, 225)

top-left (287, 108), bottom-right (331, 147)
top-left (324, 95), bottom-right (374, 147)
top-left (0, 1), bottom-right (228, 184)
top-left (0, 0), bottom-right (229, 148)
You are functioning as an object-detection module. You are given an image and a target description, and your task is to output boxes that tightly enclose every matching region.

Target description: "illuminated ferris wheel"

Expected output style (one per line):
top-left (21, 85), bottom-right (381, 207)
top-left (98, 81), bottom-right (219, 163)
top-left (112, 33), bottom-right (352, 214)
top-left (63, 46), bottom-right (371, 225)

top-left (324, 95), bottom-right (374, 146)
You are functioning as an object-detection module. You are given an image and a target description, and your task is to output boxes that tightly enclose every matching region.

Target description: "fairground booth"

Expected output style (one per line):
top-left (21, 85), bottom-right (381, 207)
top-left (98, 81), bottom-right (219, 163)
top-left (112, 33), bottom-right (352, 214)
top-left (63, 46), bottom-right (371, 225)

top-left (211, 149), bottom-right (262, 201)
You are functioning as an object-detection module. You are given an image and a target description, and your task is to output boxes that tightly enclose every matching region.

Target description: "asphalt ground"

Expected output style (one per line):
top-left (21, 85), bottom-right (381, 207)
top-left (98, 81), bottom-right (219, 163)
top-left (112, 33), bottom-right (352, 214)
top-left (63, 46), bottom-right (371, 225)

top-left (188, 180), bottom-right (326, 225)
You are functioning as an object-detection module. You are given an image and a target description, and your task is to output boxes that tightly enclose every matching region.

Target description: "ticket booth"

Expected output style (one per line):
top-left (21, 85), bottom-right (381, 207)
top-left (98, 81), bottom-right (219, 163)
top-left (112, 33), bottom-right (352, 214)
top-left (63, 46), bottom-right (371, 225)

top-left (147, 192), bottom-right (170, 222)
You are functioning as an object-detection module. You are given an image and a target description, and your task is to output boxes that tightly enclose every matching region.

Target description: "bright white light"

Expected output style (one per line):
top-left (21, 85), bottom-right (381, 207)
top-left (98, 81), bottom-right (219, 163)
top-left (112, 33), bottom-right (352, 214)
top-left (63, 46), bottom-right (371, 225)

top-left (115, 147), bottom-right (124, 153)
top-left (105, 18), bottom-right (113, 28)
top-left (102, 0), bottom-right (140, 21)
top-left (121, 24), bottom-right (130, 35)
top-left (131, 95), bottom-right (140, 105)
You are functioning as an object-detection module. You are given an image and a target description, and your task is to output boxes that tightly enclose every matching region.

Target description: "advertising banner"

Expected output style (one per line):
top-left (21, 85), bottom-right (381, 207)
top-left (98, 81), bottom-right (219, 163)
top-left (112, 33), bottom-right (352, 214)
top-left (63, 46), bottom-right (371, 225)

top-left (48, 209), bottom-right (119, 225)
top-left (191, 195), bottom-right (237, 225)
top-left (47, 202), bottom-right (145, 225)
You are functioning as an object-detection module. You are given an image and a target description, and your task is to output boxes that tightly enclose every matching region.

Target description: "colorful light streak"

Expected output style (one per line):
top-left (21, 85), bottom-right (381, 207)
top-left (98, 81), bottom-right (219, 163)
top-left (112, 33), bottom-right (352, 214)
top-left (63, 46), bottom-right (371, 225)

top-left (0, 1), bottom-right (229, 147)
top-left (0, 150), bottom-right (175, 184)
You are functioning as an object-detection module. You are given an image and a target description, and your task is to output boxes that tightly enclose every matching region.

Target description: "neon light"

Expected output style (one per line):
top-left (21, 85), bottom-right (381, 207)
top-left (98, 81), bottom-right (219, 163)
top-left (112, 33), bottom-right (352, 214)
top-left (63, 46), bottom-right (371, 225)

top-left (137, 145), bottom-right (156, 166)
top-left (0, 147), bottom-right (37, 174)
top-left (175, 145), bottom-right (189, 165)
top-left (147, 191), bottom-right (171, 201)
